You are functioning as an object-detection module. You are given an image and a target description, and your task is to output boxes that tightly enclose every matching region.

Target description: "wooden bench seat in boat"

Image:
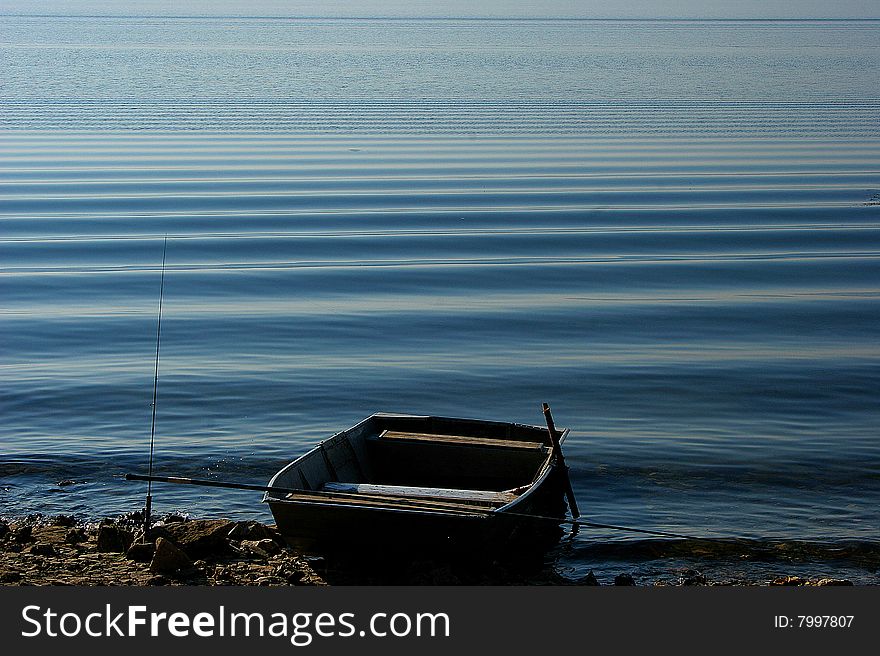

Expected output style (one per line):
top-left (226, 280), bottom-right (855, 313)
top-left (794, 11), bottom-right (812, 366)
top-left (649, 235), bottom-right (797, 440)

top-left (321, 482), bottom-right (517, 505)
top-left (281, 487), bottom-right (505, 514)
top-left (370, 430), bottom-right (547, 452)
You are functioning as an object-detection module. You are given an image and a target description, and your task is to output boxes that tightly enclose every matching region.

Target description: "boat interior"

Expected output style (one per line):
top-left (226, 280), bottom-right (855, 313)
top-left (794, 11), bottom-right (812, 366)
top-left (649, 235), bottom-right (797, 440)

top-left (265, 413), bottom-right (560, 514)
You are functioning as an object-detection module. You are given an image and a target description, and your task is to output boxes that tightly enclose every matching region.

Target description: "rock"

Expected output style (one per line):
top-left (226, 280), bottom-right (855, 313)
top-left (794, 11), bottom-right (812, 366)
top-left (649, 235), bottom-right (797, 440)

top-left (0, 571), bottom-right (23, 583)
top-left (126, 542), bottom-right (156, 562)
top-left (614, 573), bottom-right (636, 586)
top-left (285, 569), bottom-right (305, 584)
top-left (57, 479), bottom-right (77, 487)
top-left (13, 526), bottom-right (33, 544)
top-left (0, 520), bottom-right (9, 539)
top-left (96, 524), bottom-right (134, 553)
top-left (146, 575), bottom-right (169, 586)
top-left (771, 576), bottom-right (806, 586)
top-left (51, 515), bottom-right (78, 527)
top-left (578, 570), bottom-right (599, 585)
top-left (29, 544), bottom-right (57, 556)
top-left (681, 570), bottom-right (707, 586)
top-left (120, 510), bottom-right (144, 529)
top-left (227, 521), bottom-right (280, 542)
top-left (153, 519), bottom-right (234, 558)
top-left (64, 528), bottom-right (87, 544)
top-left (816, 578), bottom-right (854, 586)
top-left (226, 523), bottom-right (247, 540)
top-left (240, 540), bottom-right (270, 559)
top-left (241, 538), bottom-right (282, 559)
top-left (149, 537), bottom-right (192, 575)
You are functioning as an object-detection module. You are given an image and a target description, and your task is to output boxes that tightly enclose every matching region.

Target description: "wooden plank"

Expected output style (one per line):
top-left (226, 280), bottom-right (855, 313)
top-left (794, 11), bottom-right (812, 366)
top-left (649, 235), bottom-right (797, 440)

top-left (375, 430), bottom-right (546, 451)
top-left (281, 489), bottom-right (495, 514)
top-left (323, 482), bottom-right (517, 505)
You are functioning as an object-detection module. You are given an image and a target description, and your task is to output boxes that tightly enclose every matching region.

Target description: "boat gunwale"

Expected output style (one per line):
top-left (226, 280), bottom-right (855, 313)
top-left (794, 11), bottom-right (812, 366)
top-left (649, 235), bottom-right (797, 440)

top-left (494, 427), bottom-right (567, 516)
top-left (262, 412), bottom-right (566, 519)
top-left (265, 496), bottom-right (493, 519)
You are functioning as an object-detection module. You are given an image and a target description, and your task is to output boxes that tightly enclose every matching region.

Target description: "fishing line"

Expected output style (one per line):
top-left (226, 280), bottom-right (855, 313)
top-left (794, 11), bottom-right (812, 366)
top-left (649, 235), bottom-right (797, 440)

top-left (564, 517), bottom-right (714, 541)
top-left (144, 235), bottom-right (168, 533)
top-left (505, 510), bottom-right (738, 543)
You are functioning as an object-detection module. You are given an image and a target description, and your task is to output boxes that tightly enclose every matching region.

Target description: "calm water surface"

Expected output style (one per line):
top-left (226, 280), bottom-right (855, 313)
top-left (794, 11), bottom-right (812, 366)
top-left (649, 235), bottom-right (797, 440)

top-left (1, 16), bottom-right (879, 583)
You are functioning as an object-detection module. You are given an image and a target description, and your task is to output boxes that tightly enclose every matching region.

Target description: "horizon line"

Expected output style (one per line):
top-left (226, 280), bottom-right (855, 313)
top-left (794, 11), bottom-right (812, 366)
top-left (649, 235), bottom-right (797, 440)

top-left (2, 14), bottom-right (880, 22)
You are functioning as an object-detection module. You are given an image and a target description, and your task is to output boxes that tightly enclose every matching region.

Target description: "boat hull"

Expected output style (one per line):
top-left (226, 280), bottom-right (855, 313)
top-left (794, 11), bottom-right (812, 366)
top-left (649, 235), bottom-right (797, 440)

top-left (268, 467), bottom-right (567, 555)
top-left (264, 413), bottom-right (572, 557)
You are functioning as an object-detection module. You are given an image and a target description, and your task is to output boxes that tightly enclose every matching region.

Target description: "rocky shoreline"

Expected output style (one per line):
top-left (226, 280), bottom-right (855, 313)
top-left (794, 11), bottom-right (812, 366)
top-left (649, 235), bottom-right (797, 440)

top-left (0, 515), bottom-right (858, 586)
top-left (0, 515), bottom-right (326, 587)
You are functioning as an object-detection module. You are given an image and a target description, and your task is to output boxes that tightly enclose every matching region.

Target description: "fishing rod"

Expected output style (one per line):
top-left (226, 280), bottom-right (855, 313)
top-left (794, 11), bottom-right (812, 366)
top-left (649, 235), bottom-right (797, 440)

top-left (126, 472), bottom-right (729, 543)
top-left (129, 473), bottom-right (301, 496)
top-left (143, 236), bottom-right (168, 535)
top-left (125, 474), bottom-right (490, 518)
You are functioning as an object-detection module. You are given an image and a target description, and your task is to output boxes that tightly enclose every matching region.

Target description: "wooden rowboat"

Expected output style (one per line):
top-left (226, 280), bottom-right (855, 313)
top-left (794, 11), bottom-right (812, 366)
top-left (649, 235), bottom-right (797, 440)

top-left (263, 411), bottom-right (577, 554)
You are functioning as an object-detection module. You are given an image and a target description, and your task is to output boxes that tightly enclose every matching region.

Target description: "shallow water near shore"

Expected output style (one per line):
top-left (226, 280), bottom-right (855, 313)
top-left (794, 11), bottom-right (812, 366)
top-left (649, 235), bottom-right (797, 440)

top-left (1, 14), bottom-right (879, 584)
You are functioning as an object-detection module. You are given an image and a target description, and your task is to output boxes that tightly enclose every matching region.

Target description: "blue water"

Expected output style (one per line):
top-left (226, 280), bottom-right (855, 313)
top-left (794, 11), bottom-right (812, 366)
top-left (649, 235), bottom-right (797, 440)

top-left (1, 15), bottom-right (879, 584)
